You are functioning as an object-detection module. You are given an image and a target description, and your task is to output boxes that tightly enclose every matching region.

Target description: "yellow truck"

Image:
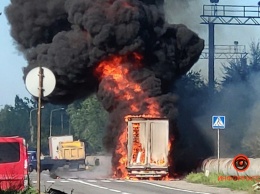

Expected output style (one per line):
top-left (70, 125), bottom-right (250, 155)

top-left (58, 140), bottom-right (85, 161)
top-left (46, 135), bottom-right (86, 171)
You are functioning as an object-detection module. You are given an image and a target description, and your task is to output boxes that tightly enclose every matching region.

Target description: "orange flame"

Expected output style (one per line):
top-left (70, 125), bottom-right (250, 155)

top-left (114, 129), bottom-right (128, 178)
top-left (95, 54), bottom-right (171, 179)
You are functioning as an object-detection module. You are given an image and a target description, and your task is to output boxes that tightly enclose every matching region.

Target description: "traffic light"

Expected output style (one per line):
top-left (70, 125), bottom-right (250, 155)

top-left (210, 0), bottom-right (219, 3)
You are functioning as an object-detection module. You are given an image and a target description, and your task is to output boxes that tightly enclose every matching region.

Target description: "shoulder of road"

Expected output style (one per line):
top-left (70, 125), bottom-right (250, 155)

top-left (157, 180), bottom-right (248, 194)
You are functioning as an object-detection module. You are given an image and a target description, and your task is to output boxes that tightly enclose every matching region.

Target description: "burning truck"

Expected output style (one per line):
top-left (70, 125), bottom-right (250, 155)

top-left (125, 116), bottom-right (169, 178)
top-left (6, 0), bottom-right (204, 178)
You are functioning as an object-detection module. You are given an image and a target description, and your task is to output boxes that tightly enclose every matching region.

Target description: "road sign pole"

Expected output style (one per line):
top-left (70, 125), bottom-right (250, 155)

top-left (36, 67), bottom-right (43, 194)
top-left (217, 128), bottom-right (220, 174)
top-left (25, 66), bottom-right (56, 194)
top-left (212, 116), bottom-right (225, 174)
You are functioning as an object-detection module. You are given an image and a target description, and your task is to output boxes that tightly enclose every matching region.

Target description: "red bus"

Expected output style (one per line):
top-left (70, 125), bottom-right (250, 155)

top-left (0, 136), bottom-right (28, 191)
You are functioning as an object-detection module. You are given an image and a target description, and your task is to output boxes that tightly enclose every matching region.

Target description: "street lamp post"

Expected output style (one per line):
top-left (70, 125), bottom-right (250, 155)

top-left (61, 112), bottom-right (64, 134)
top-left (49, 108), bottom-right (64, 137)
top-left (30, 107), bottom-right (44, 144)
top-left (29, 108), bottom-right (38, 144)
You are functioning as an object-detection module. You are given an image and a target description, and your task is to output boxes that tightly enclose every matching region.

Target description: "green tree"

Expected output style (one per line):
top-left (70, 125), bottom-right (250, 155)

top-left (221, 59), bottom-right (250, 86)
top-left (67, 95), bottom-right (108, 154)
top-left (0, 96), bottom-right (32, 141)
top-left (0, 95), bottom-right (70, 153)
top-left (241, 42), bottom-right (260, 157)
top-left (250, 41), bottom-right (260, 72)
top-left (219, 41), bottom-right (260, 157)
top-left (242, 130), bottom-right (260, 157)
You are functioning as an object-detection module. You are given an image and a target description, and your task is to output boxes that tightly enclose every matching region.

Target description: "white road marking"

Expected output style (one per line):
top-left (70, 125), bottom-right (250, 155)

top-left (115, 180), bottom-right (125, 183)
top-left (109, 189), bottom-right (121, 192)
top-left (101, 180), bottom-right (111, 182)
top-left (68, 179), bottom-right (130, 193)
top-left (60, 180), bottom-right (69, 183)
top-left (69, 179), bottom-right (109, 190)
top-left (140, 181), bottom-right (212, 194)
top-left (46, 181), bottom-right (55, 183)
top-left (127, 180), bottom-right (138, 183)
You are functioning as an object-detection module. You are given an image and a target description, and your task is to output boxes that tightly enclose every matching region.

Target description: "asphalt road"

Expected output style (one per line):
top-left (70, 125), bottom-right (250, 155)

top-left (28, 170), bottom-right (247, 194)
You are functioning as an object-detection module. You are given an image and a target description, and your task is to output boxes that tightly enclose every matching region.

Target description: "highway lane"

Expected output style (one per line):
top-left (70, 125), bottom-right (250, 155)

top-left (29, 171), bottom-right (212, 194)
top-left (67, 178), bottom-right (211, 194)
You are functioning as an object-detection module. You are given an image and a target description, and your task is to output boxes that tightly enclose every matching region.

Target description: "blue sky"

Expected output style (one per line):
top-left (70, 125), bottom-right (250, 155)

top-left (0, 0), bottom-right (29, 106)
top-left (0, 0), bottom-right (260, 106)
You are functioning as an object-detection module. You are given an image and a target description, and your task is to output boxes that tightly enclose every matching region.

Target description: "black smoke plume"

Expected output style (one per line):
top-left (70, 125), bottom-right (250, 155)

top-left (6, 0), bottom-right (204, 175)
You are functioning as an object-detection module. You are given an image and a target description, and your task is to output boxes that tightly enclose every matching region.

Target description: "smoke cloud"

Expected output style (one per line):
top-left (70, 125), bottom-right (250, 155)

top-left (164, 0), bottom-right (203, 35)
top-left (6, 0), bottom-right (204, 175)
top-left (6, 0), bottom-right (204, 103)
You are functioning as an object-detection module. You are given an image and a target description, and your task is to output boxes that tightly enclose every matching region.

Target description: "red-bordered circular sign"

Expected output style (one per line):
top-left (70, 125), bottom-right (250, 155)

top-left (232, 154), bottom-right (250, 172)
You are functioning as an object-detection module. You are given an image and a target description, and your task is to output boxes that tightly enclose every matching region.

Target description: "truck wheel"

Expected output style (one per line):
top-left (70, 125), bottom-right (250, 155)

top-left (49, 170), bottom-right (58, 179)
top-left (95, 158), bottom-right (100, 166)
top-left (29, 165), bottom-right (33, 172)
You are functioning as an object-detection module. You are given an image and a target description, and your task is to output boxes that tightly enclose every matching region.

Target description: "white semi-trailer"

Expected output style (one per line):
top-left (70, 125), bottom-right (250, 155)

top-left (126, 116), bottom-right (169, 178)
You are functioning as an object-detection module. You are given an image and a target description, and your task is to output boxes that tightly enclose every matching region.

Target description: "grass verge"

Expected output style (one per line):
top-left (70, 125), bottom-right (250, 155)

top-left (0, 187), bottom-right (38, 194)
top-left (185, 172), bottom-right (260, 194)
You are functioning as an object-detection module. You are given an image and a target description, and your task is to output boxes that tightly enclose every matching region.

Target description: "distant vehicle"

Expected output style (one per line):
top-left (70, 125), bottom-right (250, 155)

top-left (28, 135), bottom-right (86, 172)
top-left (126, 116), bottom-right (169, 178)
top-left (0, 136), bottom-right (28, 191)
top-left (27, 150), bottom-right (37, 172)
top-left (51, 136), bottom-right (86, 170)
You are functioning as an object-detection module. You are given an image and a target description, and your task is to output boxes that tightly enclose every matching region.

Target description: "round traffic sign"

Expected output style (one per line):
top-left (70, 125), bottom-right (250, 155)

top-left (25, 67), bottom-right (56, 97)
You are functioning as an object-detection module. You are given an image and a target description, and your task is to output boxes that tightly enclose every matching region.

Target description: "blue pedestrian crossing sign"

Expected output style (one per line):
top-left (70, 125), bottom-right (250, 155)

top-left (212, 116), bottom-right (225, 129)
